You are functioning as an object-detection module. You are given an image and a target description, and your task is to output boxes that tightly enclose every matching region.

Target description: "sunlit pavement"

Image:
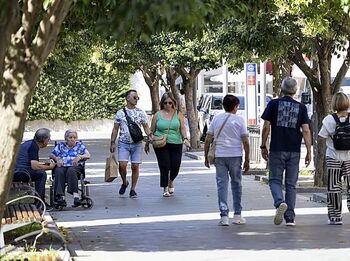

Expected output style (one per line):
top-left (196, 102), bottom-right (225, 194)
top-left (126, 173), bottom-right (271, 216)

top-left (42, 139), bottom-right (350, 261)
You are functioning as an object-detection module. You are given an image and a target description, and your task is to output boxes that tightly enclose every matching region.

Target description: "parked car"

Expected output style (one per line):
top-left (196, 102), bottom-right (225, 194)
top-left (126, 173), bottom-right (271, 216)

top-left (197, 93), bottom-right (245, 141)
top-left (197, 93), bottom-right (272, 140)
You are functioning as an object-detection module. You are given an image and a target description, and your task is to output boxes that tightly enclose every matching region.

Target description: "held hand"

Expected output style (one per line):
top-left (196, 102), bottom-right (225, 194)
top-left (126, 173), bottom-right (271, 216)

top-left (243, 160), bottom-right (250, 172)
top-left (57, 159), bottom-right (64, 167)
top-left (204, 157), bottom-right (210, 168)
top-left (72, 157), bottom-right (80, 166)
top-left (183, 139), bottom-right (191, 148)
top-left (144, 143), bottom-right (150, 154)
top-left (305, 152), bottom-right (311, 167)
top-left (110, 143), bottom-right (116, 153)
top-left (261, 148), bottom-right (269, 161)
top-left (49, 159), bottom-right (56, 169)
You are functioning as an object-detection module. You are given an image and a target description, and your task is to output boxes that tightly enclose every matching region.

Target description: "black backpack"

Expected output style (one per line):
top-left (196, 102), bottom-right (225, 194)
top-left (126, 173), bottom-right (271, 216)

top-left (331, 113), bottom-right (350, 150)
top-left (123, 108), bottom-right (144, 143)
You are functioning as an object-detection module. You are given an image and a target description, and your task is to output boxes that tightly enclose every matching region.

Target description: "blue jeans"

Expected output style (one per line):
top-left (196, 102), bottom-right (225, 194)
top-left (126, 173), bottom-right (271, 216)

top-left (268, 151), bottom-right (300, 221)
top-left (13, 169), bottom-right (47, 200)
top-left (215, 157), bottom-right (243, 217)
top-left (117, 141), bottom-right (143, 164)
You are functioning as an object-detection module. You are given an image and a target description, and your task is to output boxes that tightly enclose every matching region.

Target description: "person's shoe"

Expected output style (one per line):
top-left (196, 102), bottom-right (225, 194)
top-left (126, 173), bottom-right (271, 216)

top-left (73, 197), bottom-right (81, 207)
top-left (168, 187), bottom-right (175, 194)
top-left (286, 219), bottom-right (296, 226)
top-left (232, 214), bottom-right (246, 225)
top-left (274, 202), bottom-right (288, 225)
top-left (55, 195), bottom-right (66, 205)
top-left (218, 216), bottom-right (229, 226)
top-left (119, 181), bottom-right (129, 196)
top-left (163, 191), bottom-right (171, 197)
top-left (328, 219), bottom-right (343, 225)
top-left (129, 190), bottom-right (138, 198)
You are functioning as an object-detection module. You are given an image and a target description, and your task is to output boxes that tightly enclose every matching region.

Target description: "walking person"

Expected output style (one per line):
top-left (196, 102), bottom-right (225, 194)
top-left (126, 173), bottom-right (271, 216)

top-left (110, 89), bottom-right (152, 198)
top-left (204, 94), bottom-right (250, 226)
top-left (14, 128), bottom-right (56, 201)
top-left (261, 77), bottom-right (312, 226)
top-left (145, 92), bottom-right (190, 197)
top-left (318, 92), bottom-right (350, 225)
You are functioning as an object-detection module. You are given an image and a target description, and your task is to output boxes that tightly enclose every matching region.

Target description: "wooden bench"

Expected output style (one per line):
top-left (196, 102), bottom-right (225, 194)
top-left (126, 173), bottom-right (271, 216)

top-left (0, 195), bottom-right (47, 254)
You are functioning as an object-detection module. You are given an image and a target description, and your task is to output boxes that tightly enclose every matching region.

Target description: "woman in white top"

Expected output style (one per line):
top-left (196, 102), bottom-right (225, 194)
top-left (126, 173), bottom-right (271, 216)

top-left (204, 94), bottom-right (250, 226)
top-left (319, 92), bottom-right (350, 225)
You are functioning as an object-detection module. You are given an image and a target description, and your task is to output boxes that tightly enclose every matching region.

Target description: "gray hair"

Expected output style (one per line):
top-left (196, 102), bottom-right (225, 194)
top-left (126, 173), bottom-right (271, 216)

top-left (281, 77), bottom-right (298, 95)
top-left (34, 128), bottom-right (51, 142)
top-left (64, 129), bottom-right (78, 140)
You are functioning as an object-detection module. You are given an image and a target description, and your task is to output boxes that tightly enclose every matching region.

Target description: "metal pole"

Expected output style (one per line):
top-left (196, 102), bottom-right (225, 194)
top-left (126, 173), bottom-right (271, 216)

top-left (222, 58), bottom-right (228, 95)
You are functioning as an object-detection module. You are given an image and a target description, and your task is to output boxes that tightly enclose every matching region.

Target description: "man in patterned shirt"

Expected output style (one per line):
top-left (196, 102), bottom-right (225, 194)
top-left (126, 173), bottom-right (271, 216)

top-left (260, 77), bottom-right (312, 226)
top-left (110, 90), bottom-right (152, 198)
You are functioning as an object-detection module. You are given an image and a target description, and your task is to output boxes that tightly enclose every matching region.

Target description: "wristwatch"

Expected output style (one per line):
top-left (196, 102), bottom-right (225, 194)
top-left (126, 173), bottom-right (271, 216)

top-left (260, 145), bottom-right (266, 149)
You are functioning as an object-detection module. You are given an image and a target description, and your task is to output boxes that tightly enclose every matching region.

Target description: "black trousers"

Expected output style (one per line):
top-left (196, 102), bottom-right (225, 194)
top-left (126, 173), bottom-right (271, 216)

top-left (54, 165), bottom-right (83, 196)
top-left (154, 143), bottom-right (183, 188)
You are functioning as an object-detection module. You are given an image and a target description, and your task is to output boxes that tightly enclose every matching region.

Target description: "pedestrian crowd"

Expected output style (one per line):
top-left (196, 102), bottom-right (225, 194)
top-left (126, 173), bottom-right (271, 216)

top-left (12, 78), bottom-right (350, 227)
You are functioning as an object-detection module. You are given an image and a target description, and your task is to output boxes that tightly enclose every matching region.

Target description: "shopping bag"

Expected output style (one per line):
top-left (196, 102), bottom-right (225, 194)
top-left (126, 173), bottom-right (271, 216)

top-left (208, 142), bottom-right (216, 165)
top-left (105, 154), bottom-right (118, 182)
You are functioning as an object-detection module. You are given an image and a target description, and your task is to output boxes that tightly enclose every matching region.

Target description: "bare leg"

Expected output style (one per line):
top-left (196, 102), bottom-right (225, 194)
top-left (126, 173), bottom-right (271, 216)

top-left (130, 163), bottom-right (140, 190)
top-left (119, 161), bottom-right (128, 185)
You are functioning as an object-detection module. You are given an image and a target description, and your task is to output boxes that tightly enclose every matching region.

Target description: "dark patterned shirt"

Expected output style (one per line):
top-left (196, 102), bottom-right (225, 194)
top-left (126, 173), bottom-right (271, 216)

top-left (261, 96), bottom-right (309, 152)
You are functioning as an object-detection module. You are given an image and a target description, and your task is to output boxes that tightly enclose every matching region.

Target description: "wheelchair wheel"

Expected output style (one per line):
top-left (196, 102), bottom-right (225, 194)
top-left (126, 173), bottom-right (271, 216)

top-left (82, 197), bottom-right (93, 209)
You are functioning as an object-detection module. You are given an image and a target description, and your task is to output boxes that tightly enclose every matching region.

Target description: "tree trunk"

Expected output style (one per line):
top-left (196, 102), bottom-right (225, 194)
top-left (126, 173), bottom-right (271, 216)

top-left (0, 0), bottom-right (73, 221)
top-left (141, 68), bottom-right (160, 114)
top-left (177, 68), bottom-right (200, 149)
top-left (271, 58), bottom-right (292, 97)
top-left (166, 68), bottom-right (183, 113)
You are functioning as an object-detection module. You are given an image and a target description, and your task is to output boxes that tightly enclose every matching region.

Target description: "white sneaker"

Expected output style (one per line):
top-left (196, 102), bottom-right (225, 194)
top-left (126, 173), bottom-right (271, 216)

top-left (232, 214), bottom-right (246, 225)
top-left (328, 219), bottom-right (343, 225)
top-left (286, 220), bottom-right (296, 226)
top-left (218, 216), bottom-right (229, 226)
top-left (274, 202), bottom-right (288, 225)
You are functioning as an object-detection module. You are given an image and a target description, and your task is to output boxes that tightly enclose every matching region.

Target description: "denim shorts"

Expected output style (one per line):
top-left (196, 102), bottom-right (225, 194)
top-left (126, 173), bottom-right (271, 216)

top-left (117, 141), bottom-right (143, 164)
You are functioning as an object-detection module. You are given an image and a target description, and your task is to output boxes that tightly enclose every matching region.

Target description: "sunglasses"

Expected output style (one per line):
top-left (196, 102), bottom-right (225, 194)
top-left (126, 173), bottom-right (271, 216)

top-left (164, 101), bottom-right (173, 105)
top-left (132, 96), bottom-right (140, 100)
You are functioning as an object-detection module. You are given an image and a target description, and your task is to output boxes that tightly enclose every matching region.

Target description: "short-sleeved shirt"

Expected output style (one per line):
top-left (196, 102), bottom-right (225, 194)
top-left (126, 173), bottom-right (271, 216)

top-left (51, 142), bottom-right (89, 167)
top-left (208, 112), bottom-right (248, 157)
top-left (261, 96), bottom-right (309, 152)
top-left (318, 114), bottom-right (350, 161)
top-left (15, 140), bottom-right (39, 170)
top-left (115, 107), bottom-right (148, 144)
top-left (154, 111), bottom-right (183, 144)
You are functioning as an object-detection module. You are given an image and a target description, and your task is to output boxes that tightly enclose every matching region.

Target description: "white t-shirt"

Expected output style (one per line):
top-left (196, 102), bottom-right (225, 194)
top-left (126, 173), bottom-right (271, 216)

top-left (208, 112), bottom-right (248, 157)
top-left (115, 107), bottom-right (148, 144)
top-left (318, 114), bottom-right (350, 161)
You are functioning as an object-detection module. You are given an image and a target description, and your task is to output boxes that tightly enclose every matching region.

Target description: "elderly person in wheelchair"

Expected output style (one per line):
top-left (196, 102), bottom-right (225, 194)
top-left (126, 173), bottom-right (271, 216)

top-left (50, 129), bottom-right (90, 207)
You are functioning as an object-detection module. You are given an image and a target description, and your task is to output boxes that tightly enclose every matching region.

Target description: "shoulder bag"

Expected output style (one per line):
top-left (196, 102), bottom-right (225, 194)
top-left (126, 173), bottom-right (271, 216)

top-left (208, 114), bottom-right (231, 165)
top-left (152, 112), bottom-right (174, 149)
top-left (123, 108), bottom-right (144, 143)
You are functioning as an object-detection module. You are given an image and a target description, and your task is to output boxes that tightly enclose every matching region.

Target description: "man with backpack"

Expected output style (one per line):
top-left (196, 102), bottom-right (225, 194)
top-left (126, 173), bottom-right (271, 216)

top-left (319, 92), bottom-right (350, 225)
top-left (260, 77), bottom-right (312, 226)
top-left (110, 90), bottom-right (152, 198)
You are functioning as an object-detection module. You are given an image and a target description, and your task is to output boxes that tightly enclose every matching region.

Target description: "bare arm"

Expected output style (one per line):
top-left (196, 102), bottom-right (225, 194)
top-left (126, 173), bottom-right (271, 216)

top-left (242, 135), bottom-right (250, 172)
top-left (178, 111), bottom-right (188, 139)
top-left (260, 120), bottom-right (271, 161)
top-left (31, 159), bottom-right (55, 170)
top-left (110, 122), bottom-right (120, 153)
top-left (302, 123), bottom-right (312, 167)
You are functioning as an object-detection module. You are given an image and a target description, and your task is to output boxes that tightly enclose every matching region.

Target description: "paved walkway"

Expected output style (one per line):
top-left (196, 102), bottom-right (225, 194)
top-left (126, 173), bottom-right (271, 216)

top-left (46, 139), bottom-right (350, 261)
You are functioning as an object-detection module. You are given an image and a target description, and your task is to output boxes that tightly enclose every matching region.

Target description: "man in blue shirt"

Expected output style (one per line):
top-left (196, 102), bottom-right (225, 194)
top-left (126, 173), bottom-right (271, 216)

top-left (13, 128), bottom-right (56, 200)
top-left (260, 77), bottom-right (312, 226)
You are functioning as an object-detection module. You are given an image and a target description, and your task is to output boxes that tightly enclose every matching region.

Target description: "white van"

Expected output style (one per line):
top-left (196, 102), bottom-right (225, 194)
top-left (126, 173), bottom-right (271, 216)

top-left (197, 93), bottom-right (245, 141)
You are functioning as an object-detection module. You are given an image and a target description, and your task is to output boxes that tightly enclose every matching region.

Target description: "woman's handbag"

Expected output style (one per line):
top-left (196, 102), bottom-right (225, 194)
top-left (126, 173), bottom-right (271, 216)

top-left (123, 108), bottom-right (144, 143)
top-left (105, 154), bottom-right (118, 182)
top-left (151, 112), bottom-right (174, 149)
top-left (152, 135), bottom-right (167, 148)
top-left (208, 114), bottom-right (231, 165)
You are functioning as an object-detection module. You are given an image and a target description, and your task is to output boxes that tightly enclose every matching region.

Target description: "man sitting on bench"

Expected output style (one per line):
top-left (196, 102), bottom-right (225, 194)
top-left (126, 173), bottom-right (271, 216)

top-left (13, 128), bottom-right (56, 201)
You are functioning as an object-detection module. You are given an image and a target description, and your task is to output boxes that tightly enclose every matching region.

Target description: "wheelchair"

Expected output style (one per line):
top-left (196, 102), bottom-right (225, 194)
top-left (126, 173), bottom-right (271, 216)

top-left (49, 142), bottom-right (93, 210)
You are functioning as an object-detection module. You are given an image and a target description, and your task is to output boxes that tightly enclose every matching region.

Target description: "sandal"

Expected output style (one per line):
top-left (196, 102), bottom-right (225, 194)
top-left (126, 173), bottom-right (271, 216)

top-left (168, 187), bottom-right (175, 194)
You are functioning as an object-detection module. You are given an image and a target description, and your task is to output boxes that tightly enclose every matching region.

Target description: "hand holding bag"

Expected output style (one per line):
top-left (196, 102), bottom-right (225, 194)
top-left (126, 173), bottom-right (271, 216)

top-left (123, 108), bottom-right (144, 143)
top-left (105, 154), bottom-right (118, 182)
top-left (208, 114), bottom-right (231, 165)
top-left (152, 112), bottom-right (174, 149)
